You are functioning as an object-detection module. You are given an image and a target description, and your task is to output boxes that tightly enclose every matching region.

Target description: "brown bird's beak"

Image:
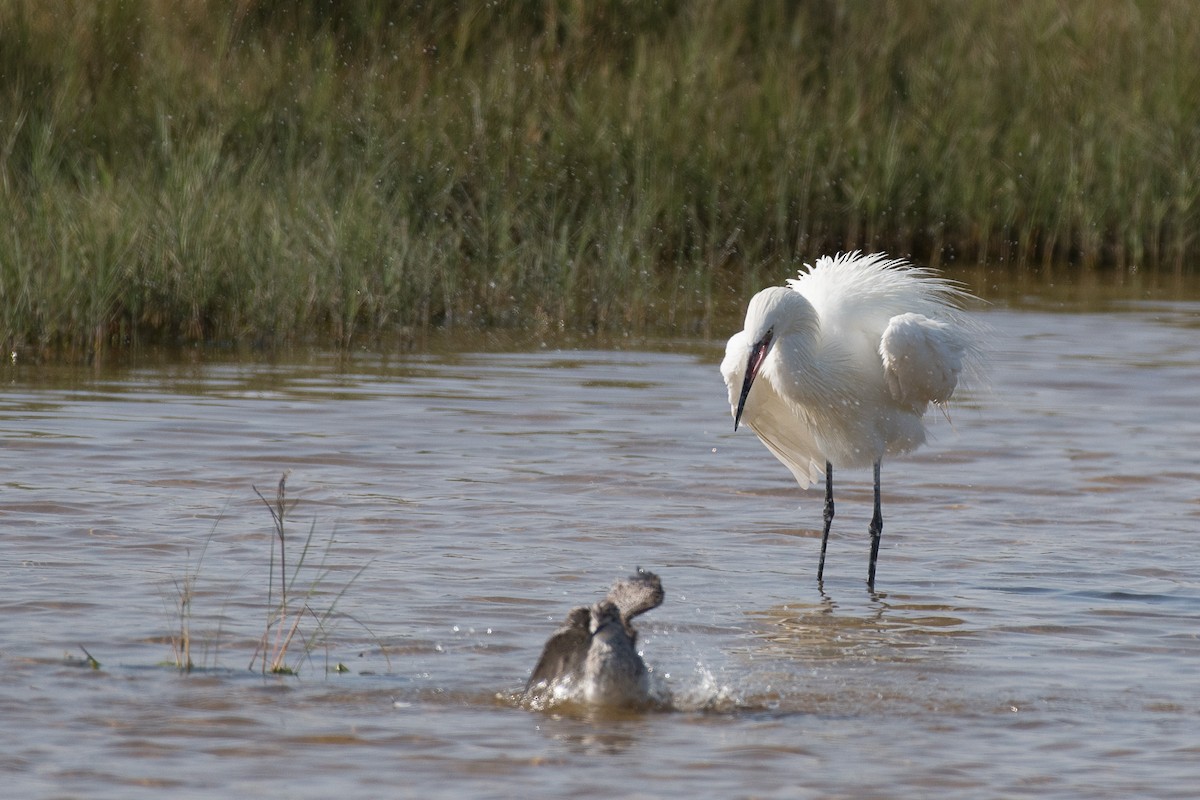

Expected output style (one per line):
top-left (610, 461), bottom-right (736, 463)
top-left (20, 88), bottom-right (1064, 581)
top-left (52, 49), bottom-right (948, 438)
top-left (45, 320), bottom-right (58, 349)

top-left (734, 331), bottom-right (772, 431)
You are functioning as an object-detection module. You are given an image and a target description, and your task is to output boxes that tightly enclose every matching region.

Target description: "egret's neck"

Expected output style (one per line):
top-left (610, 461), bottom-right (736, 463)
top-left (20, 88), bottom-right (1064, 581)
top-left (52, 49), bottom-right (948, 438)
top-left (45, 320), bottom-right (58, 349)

top-left (767, 309), bottom-right (856, 408)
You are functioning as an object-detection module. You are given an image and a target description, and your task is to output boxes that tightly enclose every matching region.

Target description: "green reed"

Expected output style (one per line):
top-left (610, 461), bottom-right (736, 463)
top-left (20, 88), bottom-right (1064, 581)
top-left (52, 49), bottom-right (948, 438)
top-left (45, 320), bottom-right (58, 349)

top-left (2, 0), bottom-right (1198, 356)
top-left (250, 473), bottom-right (375, 676)
top-left (153, 474), bottom-right (382, 676)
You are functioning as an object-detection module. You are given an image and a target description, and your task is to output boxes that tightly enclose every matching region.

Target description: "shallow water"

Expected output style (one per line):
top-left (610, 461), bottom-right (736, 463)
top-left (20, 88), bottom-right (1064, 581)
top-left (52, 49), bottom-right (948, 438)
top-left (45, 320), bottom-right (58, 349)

top-left (2, 303), bottom-right (1199, 798)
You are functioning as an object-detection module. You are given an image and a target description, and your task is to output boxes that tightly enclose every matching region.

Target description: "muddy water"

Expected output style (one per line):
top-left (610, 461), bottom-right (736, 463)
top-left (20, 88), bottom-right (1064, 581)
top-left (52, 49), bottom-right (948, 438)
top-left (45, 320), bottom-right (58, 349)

top-left (2, 304), bottom-right (1199, 798)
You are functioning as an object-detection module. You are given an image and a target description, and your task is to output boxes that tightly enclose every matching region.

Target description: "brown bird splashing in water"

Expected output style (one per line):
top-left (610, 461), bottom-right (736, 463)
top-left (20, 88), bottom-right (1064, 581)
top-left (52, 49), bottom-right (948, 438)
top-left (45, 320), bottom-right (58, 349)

top-left (523, 569), bottom-right (666, 710)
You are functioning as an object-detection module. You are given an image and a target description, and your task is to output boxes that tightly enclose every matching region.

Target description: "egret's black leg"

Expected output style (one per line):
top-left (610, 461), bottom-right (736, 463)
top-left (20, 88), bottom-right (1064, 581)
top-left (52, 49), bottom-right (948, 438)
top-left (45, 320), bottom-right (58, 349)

top-left (867, 460), bottom-right (883, 589)
top-left (817, 461), bottom-right (834, 583)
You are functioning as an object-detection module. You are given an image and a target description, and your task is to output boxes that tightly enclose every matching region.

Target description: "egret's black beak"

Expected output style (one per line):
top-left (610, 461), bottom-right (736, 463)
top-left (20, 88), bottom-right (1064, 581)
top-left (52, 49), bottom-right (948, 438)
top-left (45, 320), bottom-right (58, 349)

top-left (734, 331), bottom-right (772, 431)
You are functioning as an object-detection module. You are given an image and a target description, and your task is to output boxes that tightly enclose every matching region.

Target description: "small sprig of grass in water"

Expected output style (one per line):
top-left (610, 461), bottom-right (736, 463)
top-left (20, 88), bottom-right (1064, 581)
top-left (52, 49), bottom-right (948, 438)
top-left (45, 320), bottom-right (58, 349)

top-left (66, 645), bottom-right (101, 670)
top-left (166, 515), bottom-right (219, 673)
top-left (248, 473), bottom-right (380, 675)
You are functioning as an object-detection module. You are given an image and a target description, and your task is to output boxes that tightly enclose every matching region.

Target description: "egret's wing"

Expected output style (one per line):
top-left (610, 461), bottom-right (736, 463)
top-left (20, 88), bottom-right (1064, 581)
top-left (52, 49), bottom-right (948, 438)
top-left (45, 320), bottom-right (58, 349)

top-left (879, 312), bottom-right (966, 409)
top-left (722, 333), bottom-right (825, 488)
top-left (745, 393), bottom-right (826, 488)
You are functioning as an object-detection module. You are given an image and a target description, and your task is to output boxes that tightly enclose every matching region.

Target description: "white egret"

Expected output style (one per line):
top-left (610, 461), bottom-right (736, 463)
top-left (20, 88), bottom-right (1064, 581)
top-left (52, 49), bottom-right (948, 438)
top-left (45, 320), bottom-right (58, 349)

top-left (721, 252), bottom-right (979, 588)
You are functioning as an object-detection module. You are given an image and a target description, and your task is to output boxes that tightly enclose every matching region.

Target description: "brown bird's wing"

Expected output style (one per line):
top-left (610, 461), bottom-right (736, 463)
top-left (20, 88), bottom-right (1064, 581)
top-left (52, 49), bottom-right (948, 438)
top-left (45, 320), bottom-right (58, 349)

top-left (525, 606), bottom-right (591, 692)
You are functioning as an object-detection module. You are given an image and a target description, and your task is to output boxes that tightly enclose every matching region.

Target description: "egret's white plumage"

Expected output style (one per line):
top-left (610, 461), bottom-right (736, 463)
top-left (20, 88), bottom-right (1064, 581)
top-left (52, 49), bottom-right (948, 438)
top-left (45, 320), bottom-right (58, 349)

top-left (721, 252), bottom-right (978, 587)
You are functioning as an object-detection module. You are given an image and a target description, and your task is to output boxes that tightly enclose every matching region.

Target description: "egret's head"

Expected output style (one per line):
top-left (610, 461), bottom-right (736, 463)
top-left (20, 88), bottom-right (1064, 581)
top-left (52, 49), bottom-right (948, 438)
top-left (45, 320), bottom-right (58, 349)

top-left (734, 287), bottom-right (797, 430)
top-left (745, 286), bottom-right (811, 340)
top-left (734, 329), bottom-right (771, 431)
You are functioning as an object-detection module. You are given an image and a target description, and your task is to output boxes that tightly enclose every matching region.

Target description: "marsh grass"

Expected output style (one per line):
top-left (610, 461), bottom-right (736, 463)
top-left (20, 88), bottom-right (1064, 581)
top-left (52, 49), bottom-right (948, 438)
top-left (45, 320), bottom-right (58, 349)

top-left (164, 515), bottom-right (226, 672)
top-left (3, 1), bottom-right (1199, 357)
top-left (249, 473), bottom-right (380, 676)
top-left (74, 646), bottom-right (101, 670)
top-left (168, 532), bottom-right (209, 672)
top-left (158, 475), bottom-right (383, 676)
